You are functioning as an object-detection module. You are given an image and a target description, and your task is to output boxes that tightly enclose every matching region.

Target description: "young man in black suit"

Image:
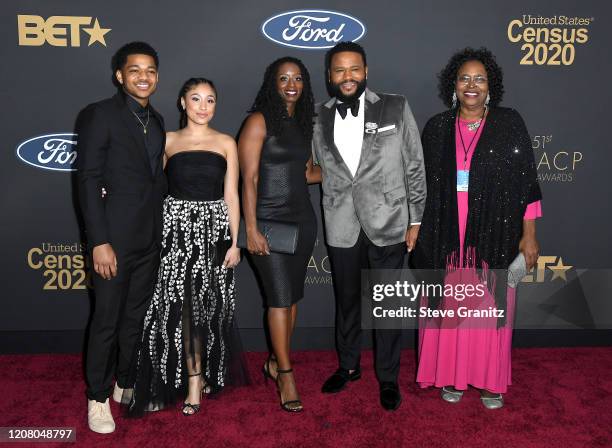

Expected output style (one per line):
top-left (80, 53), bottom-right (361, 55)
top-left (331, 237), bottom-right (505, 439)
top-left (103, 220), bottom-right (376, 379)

top-left (76, 42), bottom-right (166, 433)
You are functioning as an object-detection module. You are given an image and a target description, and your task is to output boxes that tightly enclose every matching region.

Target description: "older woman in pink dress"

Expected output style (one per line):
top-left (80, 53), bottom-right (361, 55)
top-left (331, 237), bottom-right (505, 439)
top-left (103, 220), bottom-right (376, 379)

top-left (414, 47), bottom-right (542, 409)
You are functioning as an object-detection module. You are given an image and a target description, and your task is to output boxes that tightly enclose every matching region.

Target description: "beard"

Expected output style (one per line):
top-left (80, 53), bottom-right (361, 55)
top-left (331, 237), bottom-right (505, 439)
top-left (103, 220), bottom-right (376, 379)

top-left (329, 78), bottom-right (367, 102)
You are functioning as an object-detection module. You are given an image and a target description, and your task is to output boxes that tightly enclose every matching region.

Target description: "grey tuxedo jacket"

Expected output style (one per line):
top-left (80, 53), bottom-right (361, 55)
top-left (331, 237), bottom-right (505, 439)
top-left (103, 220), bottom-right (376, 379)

top-left (312, 89), bottom-right (426, 248)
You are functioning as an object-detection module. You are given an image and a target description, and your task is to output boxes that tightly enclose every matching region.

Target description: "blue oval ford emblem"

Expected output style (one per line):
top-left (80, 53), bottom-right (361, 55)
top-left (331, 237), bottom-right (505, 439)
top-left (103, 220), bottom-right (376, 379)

top-left (16, 133), bottom-right (78, 172)
top-left (261, 10), bottom-right (366, 49)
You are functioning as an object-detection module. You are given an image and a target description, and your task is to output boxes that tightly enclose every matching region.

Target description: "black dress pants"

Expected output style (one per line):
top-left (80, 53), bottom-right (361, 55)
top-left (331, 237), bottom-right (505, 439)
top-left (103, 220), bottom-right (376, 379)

top-left (85, 242), bottom-right (159, 402)
top-left (327, 230), bottom-right (406, 383)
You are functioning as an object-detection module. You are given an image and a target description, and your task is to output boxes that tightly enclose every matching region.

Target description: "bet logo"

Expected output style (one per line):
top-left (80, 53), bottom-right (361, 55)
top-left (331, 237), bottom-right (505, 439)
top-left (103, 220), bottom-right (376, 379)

top-left (523, 256), bottom-right (573, 283)
top-left (17, 15), bottom-right (110, 47)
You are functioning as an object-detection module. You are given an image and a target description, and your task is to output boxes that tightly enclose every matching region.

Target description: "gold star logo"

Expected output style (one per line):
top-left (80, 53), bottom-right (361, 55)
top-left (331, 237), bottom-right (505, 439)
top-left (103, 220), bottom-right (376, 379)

top-left (547, 257), bottom-right (572, 281)
top-left (83, 18), bottom-right (111, 47)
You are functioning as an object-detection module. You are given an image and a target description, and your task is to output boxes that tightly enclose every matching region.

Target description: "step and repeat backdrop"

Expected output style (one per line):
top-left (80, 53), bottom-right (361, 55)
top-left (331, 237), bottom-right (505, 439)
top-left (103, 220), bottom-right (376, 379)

top-left (1, 0), bottom-right (609, 350)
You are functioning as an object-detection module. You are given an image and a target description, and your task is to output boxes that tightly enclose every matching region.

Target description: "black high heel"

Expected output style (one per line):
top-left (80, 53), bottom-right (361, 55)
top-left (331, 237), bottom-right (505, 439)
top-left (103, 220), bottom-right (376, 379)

top-left (262, 353), bottom-right (277, 383)
top-left (276, 368), bottom-right (303, 413)
top-left (182, 372), bottom-right (205, 416)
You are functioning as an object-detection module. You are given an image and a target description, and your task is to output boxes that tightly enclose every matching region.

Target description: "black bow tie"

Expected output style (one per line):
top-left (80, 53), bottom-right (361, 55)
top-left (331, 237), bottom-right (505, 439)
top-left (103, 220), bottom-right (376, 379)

top-left (337, 99), bottom-right (359, 119)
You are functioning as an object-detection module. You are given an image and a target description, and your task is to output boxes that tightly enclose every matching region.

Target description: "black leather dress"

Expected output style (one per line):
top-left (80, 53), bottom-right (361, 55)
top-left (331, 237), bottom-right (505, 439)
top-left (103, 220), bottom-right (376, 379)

top-left (251, 118), bottom-right (317, 307)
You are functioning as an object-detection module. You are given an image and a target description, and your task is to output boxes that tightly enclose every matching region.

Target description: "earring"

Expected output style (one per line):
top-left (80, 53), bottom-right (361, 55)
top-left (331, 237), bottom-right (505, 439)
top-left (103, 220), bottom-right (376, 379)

top-left (451, 91), bottom-right (457, 109)
top-left (485, 93), bottom-right (490, 106)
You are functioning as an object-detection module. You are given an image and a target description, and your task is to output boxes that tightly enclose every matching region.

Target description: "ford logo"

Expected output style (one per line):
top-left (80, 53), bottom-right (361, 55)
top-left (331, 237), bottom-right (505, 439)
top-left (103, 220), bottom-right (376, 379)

top-left (261, 9), bottom-right (366, 50)
top-left (16, 133), bottom-right (78, 172)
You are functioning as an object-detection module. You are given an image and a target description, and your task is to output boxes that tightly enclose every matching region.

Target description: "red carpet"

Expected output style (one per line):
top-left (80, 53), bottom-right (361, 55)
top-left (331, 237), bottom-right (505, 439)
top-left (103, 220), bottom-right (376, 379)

top-left (1, 348), bottom-right (611, 447)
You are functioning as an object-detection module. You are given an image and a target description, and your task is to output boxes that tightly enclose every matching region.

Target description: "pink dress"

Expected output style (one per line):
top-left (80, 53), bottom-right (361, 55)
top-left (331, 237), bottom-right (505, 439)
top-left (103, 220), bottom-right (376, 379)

top-left (416, 117), bottom-right (542, 393)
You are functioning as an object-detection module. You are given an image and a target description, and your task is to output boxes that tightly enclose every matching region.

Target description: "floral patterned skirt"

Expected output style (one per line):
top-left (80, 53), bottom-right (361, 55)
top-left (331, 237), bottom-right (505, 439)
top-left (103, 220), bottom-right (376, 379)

top-left (128, 197), bottom-right (244, 416)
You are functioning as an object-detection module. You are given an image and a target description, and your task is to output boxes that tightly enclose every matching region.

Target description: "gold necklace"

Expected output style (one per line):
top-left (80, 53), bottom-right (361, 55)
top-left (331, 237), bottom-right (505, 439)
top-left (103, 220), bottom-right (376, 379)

top-left (131, 107), bottom-right (150, 134)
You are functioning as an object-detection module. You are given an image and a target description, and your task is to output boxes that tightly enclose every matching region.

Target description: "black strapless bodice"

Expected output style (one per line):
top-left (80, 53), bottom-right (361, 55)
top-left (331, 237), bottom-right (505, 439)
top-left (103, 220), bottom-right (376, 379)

top-left (166, 151), bottom-right (226, 201)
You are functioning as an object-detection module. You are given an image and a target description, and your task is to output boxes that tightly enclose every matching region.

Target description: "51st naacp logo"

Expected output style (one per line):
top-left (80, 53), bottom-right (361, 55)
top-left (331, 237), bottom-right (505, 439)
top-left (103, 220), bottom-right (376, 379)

top-left (17, 15), bottom-right (110, 47)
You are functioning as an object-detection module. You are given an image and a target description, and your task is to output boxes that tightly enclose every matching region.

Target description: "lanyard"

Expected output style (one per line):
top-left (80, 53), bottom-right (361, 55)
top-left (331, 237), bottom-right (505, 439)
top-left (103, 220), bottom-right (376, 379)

top-left (456, 108), bottom-right (486, 170)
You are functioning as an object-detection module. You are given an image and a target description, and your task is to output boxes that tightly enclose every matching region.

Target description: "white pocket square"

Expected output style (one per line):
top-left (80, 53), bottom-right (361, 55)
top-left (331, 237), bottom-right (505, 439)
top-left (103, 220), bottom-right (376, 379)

top-left (377, 124), bottom-right (396, 133)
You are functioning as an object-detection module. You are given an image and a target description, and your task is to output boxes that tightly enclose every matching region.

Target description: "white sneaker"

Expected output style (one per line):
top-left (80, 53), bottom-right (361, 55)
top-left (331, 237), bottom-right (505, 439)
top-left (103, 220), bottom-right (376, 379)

top-left (87, 399), bottom-right (115, 434)
top-left (112, 383), bottom-right (133, 403)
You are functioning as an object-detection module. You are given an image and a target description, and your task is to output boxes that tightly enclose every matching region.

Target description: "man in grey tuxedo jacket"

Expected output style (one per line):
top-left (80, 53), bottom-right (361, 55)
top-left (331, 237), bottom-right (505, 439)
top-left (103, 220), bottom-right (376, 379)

top-left (313, 42), bottom-right (426, 411)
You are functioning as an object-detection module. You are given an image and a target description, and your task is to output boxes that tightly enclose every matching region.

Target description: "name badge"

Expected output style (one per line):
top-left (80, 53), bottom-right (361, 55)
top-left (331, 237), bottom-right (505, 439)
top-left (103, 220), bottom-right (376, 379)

top-left (457, 170), bottom-right (469, 192)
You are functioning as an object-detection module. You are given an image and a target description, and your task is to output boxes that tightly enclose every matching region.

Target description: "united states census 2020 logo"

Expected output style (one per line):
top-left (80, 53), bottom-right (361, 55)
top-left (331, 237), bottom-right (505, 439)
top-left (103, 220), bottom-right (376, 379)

top-left (16, 133), bottom-right (78, 172)
top-left (261, 10), bottom-right (366, 49)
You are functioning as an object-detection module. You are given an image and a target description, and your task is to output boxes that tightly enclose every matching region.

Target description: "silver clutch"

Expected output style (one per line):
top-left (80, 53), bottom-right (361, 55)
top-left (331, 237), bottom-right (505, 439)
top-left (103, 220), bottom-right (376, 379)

top-left (507, 252), bottom-right (528, 288)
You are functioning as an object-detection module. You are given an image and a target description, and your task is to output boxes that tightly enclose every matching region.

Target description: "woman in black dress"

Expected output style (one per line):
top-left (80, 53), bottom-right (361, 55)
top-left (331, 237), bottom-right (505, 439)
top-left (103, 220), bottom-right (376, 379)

top-left (238, 57), bottom-right (319, 412)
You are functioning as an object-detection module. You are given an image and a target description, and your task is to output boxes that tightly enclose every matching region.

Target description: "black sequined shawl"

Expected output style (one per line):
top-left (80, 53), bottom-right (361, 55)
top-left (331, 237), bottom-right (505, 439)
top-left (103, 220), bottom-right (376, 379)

top-left (413, 107), bottom-right (542, 321)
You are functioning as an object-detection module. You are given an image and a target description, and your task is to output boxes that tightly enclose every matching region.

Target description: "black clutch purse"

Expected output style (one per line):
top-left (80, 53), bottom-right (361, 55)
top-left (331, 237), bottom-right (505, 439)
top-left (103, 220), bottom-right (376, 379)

top-left (237, 218), bottom-right (300, 254)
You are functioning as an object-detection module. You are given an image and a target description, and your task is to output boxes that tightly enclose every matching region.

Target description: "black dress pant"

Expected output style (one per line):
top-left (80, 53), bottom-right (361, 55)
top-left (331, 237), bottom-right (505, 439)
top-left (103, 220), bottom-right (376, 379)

top-left (327, 230), bottom-right (406, 383)
top-left (85, 242), bottom-right (159, 402)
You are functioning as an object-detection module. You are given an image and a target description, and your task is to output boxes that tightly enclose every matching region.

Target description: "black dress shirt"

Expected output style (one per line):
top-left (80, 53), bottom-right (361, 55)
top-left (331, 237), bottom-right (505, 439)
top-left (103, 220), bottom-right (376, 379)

top-left (125, 93), bottom-right (163, 174)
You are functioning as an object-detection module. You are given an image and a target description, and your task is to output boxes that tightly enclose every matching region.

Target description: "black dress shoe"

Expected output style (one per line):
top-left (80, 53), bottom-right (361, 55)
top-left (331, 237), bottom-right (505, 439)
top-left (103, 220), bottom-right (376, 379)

top-left (321, 368), bottom-right (361, 393)
top-left (379, 382), bottom-right (402, 411)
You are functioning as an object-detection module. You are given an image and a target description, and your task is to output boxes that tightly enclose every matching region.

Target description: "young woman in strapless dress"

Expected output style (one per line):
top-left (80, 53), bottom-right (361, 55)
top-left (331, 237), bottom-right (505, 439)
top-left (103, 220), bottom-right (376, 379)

top-left (128, 78), bottom-right (245, 417)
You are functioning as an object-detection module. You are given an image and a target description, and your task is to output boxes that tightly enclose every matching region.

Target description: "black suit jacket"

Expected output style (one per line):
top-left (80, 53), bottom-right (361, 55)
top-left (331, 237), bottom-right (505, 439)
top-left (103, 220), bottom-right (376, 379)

top-left (76, 93), bottom-right (167, 253)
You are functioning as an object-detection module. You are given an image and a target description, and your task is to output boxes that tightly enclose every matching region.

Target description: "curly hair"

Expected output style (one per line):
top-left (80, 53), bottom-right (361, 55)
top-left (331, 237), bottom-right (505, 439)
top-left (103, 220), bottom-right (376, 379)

top-left (249, 57), bottom-right (315, 143)
top-left (438, 47), bottom-right (504, 108)
top-left (177, 77), bottom-right (217, 129)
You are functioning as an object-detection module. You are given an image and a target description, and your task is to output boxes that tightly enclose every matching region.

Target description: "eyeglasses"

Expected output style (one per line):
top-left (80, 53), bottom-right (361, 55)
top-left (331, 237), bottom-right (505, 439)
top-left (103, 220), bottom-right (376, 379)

top-left (457, 75), bottom-right (488, 85)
